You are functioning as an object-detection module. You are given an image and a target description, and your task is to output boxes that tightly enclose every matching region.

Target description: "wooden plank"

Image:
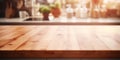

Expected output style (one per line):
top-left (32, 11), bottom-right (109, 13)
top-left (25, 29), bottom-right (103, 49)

top-left (73, 26), bottom-right (95, 50)
top-left (47, 26), bottom-right (69, 50)
top-left (67, 26), bottom-right (80, 50)
top-left (0, 27), bottom-right (43, 50)
top-left (0, 27), bottom-right (28, 40)
top-left (33, 26), bottom-right (59, 50)
top-left (97, 34), bottom-right (120, 50)
top-left (95, 26), bottom-right (120, 50)
top-left (73, 26), bottom-right (112, 50)
top-left (0, 26), bottom-right (13, 30)
top-left (0, 26), bottom-right (34, 47)
top-left (16, 26), bottom-right (49, 50)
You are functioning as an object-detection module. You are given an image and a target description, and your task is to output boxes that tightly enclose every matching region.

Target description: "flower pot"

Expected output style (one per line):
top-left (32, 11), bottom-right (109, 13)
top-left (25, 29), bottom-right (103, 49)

top-left (42, 13), bottom-right (49, 20)
top-left (51, 8), bottom-right (61, 18)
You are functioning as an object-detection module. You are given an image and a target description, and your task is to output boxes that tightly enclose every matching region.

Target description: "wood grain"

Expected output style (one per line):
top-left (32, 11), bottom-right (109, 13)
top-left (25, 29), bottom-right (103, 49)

top-left (0, 25), bottom-right (120, 50)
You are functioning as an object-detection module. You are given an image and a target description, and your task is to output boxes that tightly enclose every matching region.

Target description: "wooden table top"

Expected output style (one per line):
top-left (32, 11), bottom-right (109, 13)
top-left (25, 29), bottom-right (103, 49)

top-left (0, 25), bottom-right (120, 58)
top-left (0, 25), bottom-right (120, 50)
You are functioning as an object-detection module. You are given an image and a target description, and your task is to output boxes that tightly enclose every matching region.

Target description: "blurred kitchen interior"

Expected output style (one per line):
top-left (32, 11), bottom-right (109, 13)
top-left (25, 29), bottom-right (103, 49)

top-left (0, 0), bottom-right (120, 19)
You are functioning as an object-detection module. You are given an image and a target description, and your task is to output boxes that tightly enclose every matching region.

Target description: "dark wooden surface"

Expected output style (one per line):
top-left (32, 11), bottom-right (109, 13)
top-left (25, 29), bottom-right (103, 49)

top-left (0, 51), bottom-right (120, 58)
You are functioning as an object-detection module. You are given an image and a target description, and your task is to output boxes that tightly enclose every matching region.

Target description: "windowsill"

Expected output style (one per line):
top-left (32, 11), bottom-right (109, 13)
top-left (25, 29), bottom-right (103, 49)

top-left (0, 18), bottom-right (120, 25)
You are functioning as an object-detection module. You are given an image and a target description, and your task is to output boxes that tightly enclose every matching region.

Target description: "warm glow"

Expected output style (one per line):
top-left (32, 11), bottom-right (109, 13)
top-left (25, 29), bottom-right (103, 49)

top-left (103, 0), bottom-right (109, 4)
top-left (47, 0), bottom-right (54, 3)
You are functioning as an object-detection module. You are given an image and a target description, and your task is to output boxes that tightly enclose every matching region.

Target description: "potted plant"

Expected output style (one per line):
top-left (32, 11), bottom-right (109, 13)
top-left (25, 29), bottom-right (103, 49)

top-left (50, 1), bottom-right (61, 18)
top-left (39, 5), bottom-right (51, 20)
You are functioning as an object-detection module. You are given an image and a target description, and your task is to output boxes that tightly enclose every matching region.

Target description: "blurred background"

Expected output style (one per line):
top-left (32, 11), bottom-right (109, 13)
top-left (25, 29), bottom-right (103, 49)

top-left (0, 0), bottom-right (120, 19)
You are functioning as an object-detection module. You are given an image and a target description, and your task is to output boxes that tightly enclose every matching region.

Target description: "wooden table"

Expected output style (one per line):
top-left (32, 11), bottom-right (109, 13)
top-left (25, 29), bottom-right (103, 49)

top-left (0, 25), bottom-right (120, 58)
